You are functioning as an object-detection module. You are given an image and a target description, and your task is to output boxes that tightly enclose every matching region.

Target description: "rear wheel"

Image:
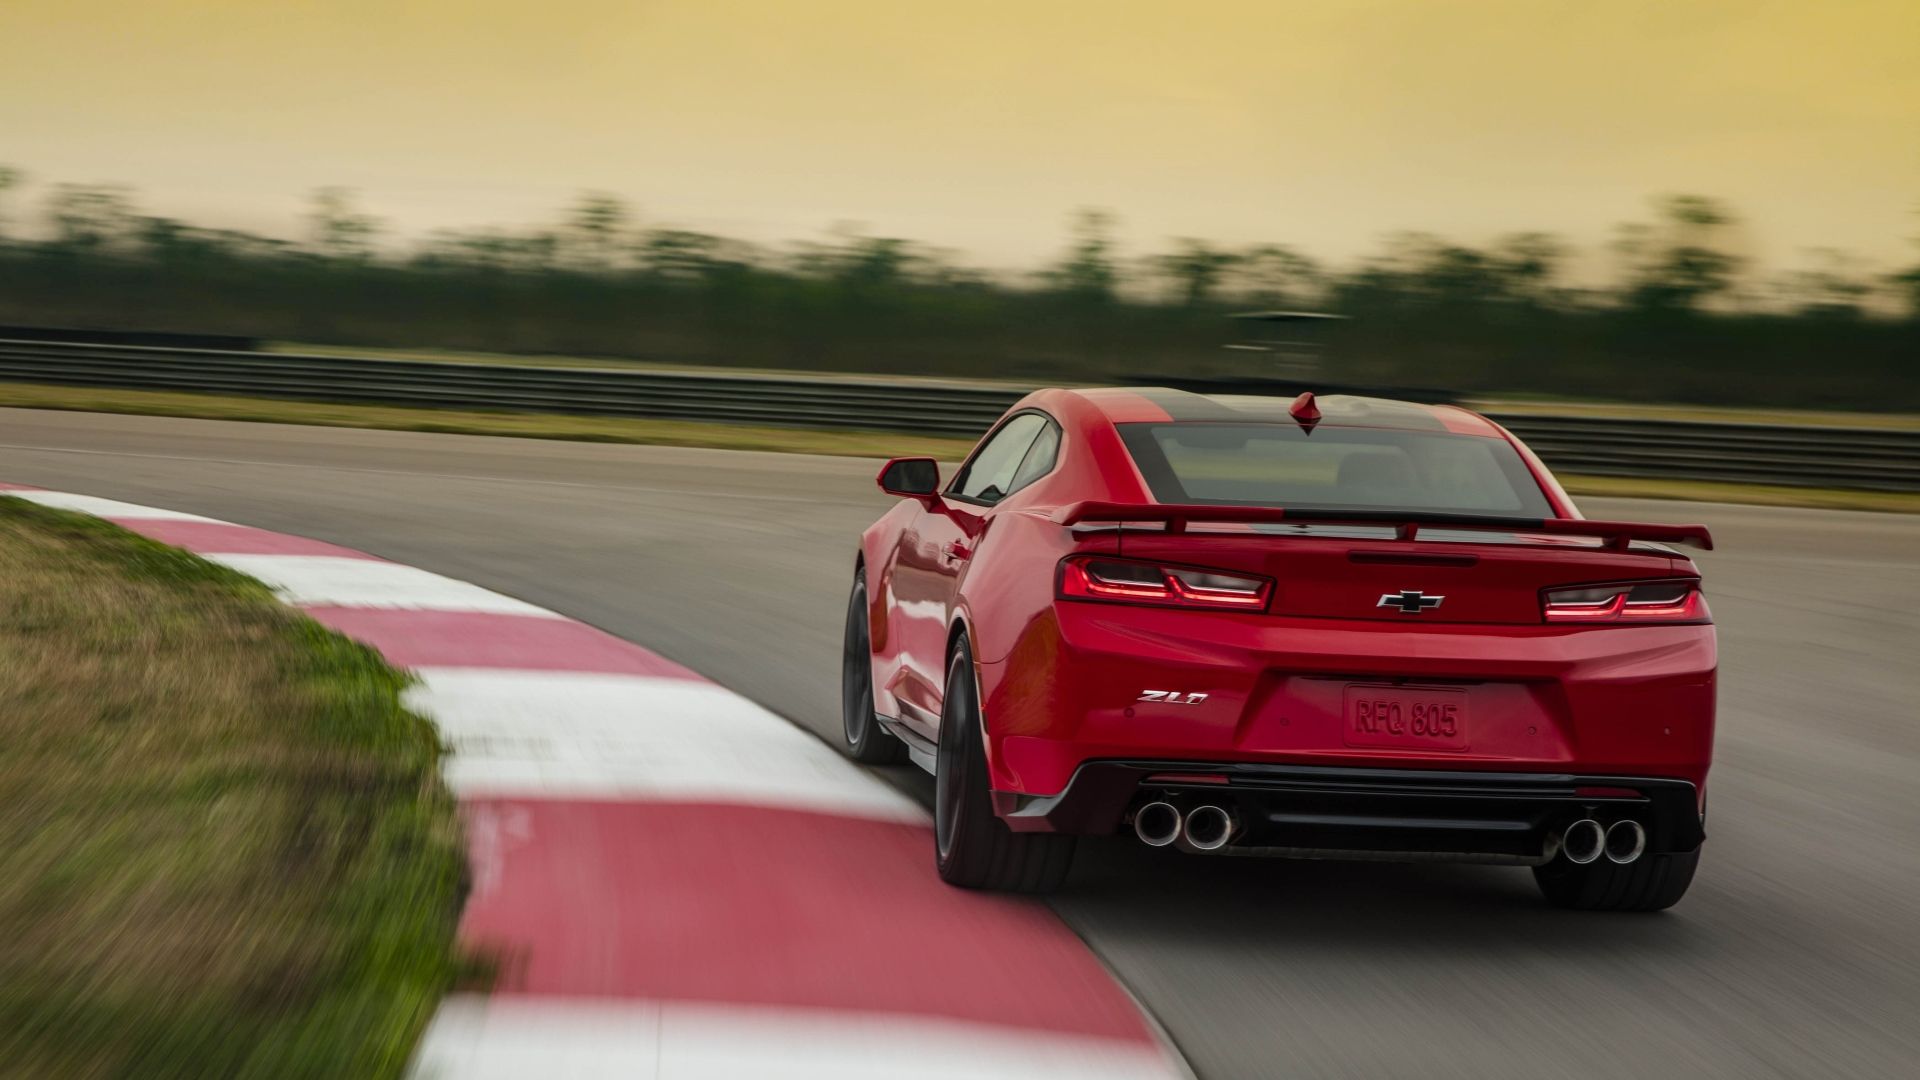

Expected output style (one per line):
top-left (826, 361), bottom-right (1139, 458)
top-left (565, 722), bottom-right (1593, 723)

top-left (1533, 845), bottom-right (1700, 911)
top-left (934, 637), bottom-right (1075, 892)
top-left (841, 570), bottom-right (907, 764)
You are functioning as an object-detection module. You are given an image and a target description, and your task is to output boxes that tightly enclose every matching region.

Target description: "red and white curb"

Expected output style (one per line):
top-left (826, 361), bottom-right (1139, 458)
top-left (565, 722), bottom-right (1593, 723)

top-left (3, 484), bottom-right (1188, 1079)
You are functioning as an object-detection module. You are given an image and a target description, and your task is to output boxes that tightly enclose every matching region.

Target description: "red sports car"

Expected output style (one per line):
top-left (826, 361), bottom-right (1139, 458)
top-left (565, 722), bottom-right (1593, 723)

top-left (844, 388), bottom-right (1715, 909)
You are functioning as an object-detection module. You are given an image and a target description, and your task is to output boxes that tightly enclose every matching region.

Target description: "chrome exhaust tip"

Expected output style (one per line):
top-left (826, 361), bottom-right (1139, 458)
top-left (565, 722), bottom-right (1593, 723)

top-left (1605, 820), bottom-right (1647, 865)
top-left (1561, 818), bottom-right (1605, 865)
top-left (1133, 801), bottom-right (1182, 848)
top-left (1182, 804), bottom-right (1236, 852)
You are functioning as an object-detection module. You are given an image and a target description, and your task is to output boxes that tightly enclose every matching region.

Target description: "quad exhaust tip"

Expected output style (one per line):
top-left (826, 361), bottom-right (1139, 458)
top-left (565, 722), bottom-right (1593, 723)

top-left (1133, 801), bottom-right (1182, 848)
top-left (1183, 804), bottom-right (1236, 852)
top-left (1561, 818), bottom-right (1605, 865)
top-left (1605, 819), bottom-right (1647, 865)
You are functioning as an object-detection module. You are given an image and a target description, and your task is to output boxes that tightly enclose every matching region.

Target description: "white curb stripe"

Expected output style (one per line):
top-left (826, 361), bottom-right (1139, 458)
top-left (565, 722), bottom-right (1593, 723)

top-left (12, 487), bottom-right (1187, 1079)
top-left (406, 669), bottom-right (927, 823)
top-left (9, 491), bottom-right (229, 522)
top-left (204, 554), bottom-right (563, 616)
top-left (414, 996), bottom-right (1181, 1080)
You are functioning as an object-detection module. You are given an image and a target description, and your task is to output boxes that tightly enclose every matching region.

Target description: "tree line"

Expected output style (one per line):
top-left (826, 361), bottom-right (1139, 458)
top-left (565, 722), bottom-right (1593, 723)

top-left (0, 166), bottom-right (1914, 411)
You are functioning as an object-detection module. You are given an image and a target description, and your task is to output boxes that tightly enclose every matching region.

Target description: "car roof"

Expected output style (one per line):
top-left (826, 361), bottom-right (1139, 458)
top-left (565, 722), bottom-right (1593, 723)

top-left (1062, 387), bottom-right (1504, 438)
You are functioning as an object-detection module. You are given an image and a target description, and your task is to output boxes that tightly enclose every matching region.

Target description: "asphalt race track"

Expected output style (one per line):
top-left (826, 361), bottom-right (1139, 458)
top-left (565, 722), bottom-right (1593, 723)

top-left (4, 408), bottom-right (1917, 1080)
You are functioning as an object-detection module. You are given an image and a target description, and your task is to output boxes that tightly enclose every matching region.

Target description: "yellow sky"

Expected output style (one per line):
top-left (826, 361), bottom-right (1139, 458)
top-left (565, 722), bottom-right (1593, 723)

top-left (2, 0), bottom-right (1916, 274)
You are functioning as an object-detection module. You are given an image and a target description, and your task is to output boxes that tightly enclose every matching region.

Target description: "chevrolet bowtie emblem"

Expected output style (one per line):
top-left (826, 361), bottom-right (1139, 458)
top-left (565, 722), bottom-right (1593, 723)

top-left (1378, 590), bottom-right (1444, 614)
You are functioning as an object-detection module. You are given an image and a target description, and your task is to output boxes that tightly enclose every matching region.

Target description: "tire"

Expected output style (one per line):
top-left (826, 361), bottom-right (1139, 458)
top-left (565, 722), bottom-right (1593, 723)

top-left (841, 569), bottom-right (909, 764)
top-left (1532, 844), bottom-right (1701, 911)
top-left (934, 637), bottom-right (1075, 892)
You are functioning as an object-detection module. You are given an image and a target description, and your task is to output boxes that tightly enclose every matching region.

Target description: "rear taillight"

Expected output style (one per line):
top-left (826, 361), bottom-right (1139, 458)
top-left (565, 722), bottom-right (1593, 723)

top-left (1058, 555), bottom-right (1273, 611)
top-left (1542, 580), bottom-right (1710, 624)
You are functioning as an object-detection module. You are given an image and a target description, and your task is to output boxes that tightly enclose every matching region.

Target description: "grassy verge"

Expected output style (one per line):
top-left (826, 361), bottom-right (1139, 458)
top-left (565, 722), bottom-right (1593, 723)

top-left (0, 498), bottom-right (468, 1078)
top-left (273, 342), bottom-right (1920, 429)
top-left (1470, 395), bottom-right (1920, 430)
top-left (1557, 474), bottom-right (1920, 514)
top-left (0, 382), bottom-right (978, 460)
top-left (1, 381), bottom-right (1911, 513)
top-left (271, 341), bottom-right (1036, 386)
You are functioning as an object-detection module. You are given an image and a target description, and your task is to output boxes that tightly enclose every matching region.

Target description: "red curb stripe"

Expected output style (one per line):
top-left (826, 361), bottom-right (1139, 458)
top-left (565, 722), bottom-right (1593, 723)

top-left (459, 798), bottom-right (1156, 1045)
top-left (10, 484), bottom-right (1176, 1064)
top-left (0, 482), bottom-right (44, 491)
top-left (112, 519), bottom-right (386, 559)
top-left (301, 607), bottom-right (709, 680)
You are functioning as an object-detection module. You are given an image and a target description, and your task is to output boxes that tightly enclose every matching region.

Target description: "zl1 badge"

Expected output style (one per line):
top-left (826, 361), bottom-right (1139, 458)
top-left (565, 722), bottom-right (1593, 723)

top-left (1137, 690), bottom-right (1209, 705)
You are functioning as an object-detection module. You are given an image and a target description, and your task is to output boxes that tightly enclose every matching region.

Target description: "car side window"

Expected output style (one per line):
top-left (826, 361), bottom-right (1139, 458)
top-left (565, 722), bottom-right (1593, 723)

top-left (1008, 419), bottom-right (1061, 494)
top-left (950, 413), bottom-right (1046, 505)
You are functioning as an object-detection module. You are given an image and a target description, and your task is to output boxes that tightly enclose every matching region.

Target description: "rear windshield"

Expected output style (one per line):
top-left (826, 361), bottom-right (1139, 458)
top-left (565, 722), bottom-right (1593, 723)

top-left (1117, 423), bottom-right (1555, 516)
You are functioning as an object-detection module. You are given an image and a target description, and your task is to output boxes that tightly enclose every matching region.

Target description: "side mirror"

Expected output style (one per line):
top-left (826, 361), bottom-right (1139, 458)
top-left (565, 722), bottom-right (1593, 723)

top-left (877, 456), bottom-right (940, 501)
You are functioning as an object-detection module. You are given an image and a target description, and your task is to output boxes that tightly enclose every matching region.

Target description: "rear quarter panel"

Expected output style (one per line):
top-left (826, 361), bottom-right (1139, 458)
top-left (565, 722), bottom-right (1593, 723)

top-left (951, 387), bottom-right (1147, 667)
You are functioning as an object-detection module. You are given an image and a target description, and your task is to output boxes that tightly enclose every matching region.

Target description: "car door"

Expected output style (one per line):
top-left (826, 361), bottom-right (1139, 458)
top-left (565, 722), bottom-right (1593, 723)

top-left (885, 412), bottom-right (1050, 733)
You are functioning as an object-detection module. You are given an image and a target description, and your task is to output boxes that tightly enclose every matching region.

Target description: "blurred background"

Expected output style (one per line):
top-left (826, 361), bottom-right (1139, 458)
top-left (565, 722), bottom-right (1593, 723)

top-left (0, 0), bottom-right (1915, 409)
top-left (2, 3), bottom-right (1919, 1079)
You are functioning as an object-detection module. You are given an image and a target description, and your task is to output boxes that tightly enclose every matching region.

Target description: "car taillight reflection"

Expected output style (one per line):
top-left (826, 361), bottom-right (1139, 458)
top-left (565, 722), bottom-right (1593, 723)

top-left (1543, 580), bottom-right (1710, 624)
top-left (1058, 555), bottom-right (1273, 611)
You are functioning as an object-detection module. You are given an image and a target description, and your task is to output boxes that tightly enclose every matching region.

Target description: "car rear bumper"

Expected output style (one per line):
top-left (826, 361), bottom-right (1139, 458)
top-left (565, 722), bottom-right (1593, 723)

top-left (977, 603), bottom-right (1717, 797)
top-left (995, 760), bottom-right (1704, 860)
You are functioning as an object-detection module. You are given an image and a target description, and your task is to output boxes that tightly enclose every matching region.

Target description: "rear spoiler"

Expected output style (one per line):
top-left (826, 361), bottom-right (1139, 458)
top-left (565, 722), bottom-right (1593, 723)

top-left (1050, 502), bottom-right (1713, 551)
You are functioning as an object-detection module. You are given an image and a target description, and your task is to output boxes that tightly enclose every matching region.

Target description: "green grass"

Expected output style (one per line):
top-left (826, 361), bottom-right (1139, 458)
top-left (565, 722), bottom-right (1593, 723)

top-left (0, 498), bottom-right (470, 1078)
top-left (1557, 474), bottom-right (1920, 513)
top-left (270, 341), bottom-right (1039, 387)
top-left (0, 382), bottom-right (979, 460)
top-left (1471, 395), bottom-right (1920, 430)
top-left (0, 380), bottom-right (1912, 513)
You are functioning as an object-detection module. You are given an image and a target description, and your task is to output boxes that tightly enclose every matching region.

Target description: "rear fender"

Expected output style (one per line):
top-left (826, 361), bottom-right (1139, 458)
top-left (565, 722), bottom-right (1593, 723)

top-left (953, 513), bottom-right (1118, 795)
top-left (959, 510), bottom-right (1115, 664)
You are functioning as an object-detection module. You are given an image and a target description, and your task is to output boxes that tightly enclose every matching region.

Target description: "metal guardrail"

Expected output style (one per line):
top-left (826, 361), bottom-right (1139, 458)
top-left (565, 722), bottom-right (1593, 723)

top-left (1486, 415), bottom-right (1920, 492)
top-left (1, 339), bottom-right (1915, 492)
top-left (0, 339), bottom-right (1021, 436)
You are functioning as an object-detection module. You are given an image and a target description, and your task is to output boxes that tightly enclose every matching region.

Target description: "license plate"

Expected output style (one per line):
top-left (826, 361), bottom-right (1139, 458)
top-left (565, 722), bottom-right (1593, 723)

top-left (1343, 685), bottom-right (1469, 751)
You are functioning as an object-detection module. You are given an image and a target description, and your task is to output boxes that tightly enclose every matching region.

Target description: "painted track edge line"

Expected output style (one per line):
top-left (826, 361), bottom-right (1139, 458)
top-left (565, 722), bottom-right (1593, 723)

top-left (6, 482), bottom-right (1191, 1077)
